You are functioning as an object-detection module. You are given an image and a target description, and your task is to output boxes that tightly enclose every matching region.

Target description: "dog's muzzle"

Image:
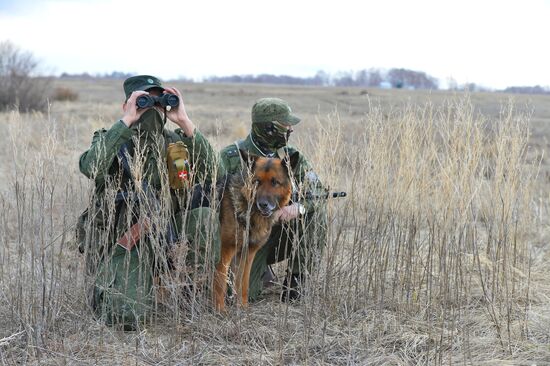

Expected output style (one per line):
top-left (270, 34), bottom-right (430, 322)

top-left (257, 200), bottom-right (275, 217)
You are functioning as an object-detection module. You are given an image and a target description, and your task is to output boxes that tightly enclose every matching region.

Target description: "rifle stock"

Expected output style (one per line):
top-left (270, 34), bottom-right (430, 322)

top-left (116, 218), bottom-right (151, 251)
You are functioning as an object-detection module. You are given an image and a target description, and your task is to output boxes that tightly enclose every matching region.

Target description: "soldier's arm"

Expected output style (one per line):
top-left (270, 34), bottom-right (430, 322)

top-left (218, 148), bottom-right (229, 178)
top-left (79, 120), bottom-right (135, 182)
top-left (174, 128), bottom-right (217, 184)
top-left (292, 150), bottom-right (327, 213)
top-left (218, 145), bottom-right (243, 178)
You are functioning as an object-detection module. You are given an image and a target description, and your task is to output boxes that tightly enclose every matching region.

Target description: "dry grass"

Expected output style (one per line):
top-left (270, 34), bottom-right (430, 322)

top-left (0, 80), bottom-right (549, 365)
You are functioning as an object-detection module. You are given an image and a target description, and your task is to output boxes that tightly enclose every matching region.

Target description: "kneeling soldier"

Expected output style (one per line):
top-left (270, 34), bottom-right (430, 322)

top-left (78, 75), bottom-right (219, 329)
top-left (219, 98), bottom-right (328, 303)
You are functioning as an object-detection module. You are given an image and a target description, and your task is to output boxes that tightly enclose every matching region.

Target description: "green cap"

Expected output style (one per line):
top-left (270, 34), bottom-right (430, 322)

top-left (123, 75), bottom-right (165, 99)
top-left (251, 98), bottom-right (301, 125)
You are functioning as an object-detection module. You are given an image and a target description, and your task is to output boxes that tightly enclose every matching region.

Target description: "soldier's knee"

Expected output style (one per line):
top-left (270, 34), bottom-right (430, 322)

top-left (91, 245), bottom-right (154, 329)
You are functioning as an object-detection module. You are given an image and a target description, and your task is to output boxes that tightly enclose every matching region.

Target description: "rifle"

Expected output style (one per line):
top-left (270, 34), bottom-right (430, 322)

top-left (291, 191), bottom-right (347, 202)
top-left (117, 218), bottom-right (151, 251)
top-left (113, 145), bottom-right (179, 252)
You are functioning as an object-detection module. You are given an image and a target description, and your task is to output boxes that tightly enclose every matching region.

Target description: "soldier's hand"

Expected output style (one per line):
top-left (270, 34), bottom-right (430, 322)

top-left (121, 91), bottom-right (149, 127)
top-left (273, 203), bottom-right (305, 222)
top-left (163, 87), bottom-right (196, 137)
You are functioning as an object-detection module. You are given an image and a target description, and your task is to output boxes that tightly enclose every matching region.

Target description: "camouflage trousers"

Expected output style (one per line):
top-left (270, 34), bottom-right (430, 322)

top-left (88, 207), bottom-right (220, 328)
top-left (247, 206), bottom-right (327, 301)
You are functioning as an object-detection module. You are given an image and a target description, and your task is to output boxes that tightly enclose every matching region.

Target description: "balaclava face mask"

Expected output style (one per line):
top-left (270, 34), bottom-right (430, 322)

top-left (131, 108), bottom-right (165, 135)
top-left (127, 108), bottom-right (166, 188)
top-left (251, 121), bottom-right (292, 154)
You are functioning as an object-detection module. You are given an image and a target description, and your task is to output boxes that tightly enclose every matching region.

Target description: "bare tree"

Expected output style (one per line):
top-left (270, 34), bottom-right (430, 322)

top-left (0, 40), bottom-right (51, 112)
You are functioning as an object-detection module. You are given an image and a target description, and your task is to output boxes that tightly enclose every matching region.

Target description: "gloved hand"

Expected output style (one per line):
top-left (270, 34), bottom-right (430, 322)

top-left (273, 203), bottom-right (305, 222)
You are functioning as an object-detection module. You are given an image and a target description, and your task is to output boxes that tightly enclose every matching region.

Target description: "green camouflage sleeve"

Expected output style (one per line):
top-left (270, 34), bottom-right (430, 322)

top-left (79, 120), bottom-right (135, 184)
top-left (290, 148), bottom-right (326, 213)
top-left (174, 128), bottom-right (218, 184)
top-left (218, 144), bottom-right (242, 178)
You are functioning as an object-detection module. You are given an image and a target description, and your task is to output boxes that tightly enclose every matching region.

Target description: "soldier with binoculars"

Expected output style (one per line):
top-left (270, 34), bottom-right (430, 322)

top-left (78, 75), bottom-right (219, 330)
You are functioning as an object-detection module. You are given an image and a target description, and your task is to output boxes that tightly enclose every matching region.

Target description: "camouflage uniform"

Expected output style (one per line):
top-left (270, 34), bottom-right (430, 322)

top-left (78, 76), bottom-right (219, 328)
top-left (218, 98), bottom-right (327, 301)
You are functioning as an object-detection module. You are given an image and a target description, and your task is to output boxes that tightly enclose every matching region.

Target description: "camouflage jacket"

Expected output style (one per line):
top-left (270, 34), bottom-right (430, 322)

top-left (218, 134), bottom-right (325, 213)
top-left (79, 120), bottom-right (217, 193)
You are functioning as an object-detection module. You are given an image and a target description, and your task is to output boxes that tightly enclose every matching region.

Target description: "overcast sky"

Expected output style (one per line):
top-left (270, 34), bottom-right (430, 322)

top-left (0, 0), bottom-right (548, 89)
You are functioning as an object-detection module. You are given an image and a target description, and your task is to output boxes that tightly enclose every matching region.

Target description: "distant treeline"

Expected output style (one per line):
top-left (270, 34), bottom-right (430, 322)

top-left (59, 71), bottom-right (195, 83)
top-left (60, 71), bottom-right (134, 79)
top-left (500, 85), bottom-right (550, 95)
top-left (204, 68), bottom-right (440, 90)
top-left (58, 70), bottom-right (550, 95)
top-left (59, 68), bottom-right (439, 90)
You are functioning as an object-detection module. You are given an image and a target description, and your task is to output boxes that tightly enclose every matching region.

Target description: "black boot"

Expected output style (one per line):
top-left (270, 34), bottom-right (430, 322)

top-left (280, 273), bottom-right (303, 303)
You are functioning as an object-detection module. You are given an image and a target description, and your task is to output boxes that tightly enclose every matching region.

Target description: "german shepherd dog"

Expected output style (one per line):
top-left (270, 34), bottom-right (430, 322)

top-left (213, 150), bottom-right (299, 311)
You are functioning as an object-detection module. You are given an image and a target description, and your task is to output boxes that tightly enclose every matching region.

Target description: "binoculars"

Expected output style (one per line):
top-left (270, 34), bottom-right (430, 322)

top-left (136, 94), bottom-right (179, 109)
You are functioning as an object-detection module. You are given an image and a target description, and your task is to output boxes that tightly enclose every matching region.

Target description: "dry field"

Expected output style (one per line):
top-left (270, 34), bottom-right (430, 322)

top-left (1, 79), bottom-right (549, 365)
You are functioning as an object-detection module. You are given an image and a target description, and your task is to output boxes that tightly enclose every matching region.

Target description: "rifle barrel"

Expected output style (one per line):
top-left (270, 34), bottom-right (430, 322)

top-left (292, 191), bottom-right (347, 201)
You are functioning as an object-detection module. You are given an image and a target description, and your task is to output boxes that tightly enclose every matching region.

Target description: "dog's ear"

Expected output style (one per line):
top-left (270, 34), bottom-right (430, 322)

top-left (282, 151), bottom-right (300, 175)
top-left (239, 149), bottom-right (258, 168)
